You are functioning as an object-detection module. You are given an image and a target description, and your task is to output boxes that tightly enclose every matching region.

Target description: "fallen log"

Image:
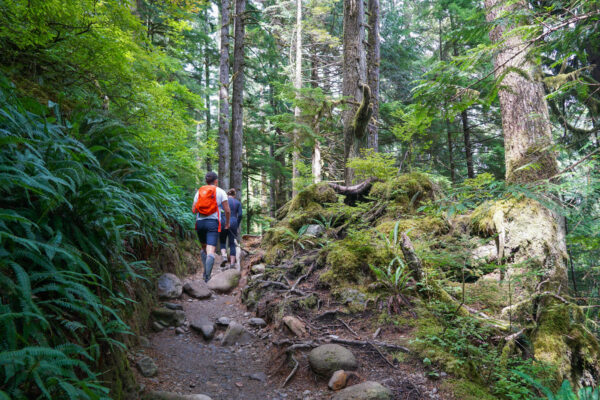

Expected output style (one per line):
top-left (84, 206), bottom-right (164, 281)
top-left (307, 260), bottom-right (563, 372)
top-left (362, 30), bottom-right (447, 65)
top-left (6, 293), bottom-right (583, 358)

top-left (328, 177), bottom-right (379, 205)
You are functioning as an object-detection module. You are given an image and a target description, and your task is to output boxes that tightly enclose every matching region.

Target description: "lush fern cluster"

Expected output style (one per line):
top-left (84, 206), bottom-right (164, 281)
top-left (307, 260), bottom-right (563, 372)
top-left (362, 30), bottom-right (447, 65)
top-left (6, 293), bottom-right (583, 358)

top-left (0, 78), bottom-right (190, 399)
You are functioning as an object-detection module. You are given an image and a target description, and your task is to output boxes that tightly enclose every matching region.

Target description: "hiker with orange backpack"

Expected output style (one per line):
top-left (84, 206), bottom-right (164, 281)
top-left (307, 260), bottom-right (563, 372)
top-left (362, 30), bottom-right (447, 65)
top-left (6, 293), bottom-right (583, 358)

top-left (192, 172), bottom-right (231, 282)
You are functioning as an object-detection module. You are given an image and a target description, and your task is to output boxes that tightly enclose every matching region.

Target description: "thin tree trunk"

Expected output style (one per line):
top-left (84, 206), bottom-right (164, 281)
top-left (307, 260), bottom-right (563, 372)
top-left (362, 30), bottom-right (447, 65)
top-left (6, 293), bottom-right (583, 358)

top-left (311, 54), bottom-right (322, 183)
top-left (485, 0), bottom-right (599, 385)
top-left (450, 14), bottom-right (474, 179)
top-left (231, 0), bottom-right (246, 198)
top-left (218, 0), bottom-right (231, 187)
top-left (461, 110), bottom-right (474, 178)
top-left (342, 0), bottom-right (368, 184)
top-left (204, 8), bottom-right (212, 172)
top-left (367, 0), bottom-right (380, 150)
top-left (292, 0), bottom-right (303, 196)
top-left (439, 18), bottom-right (454, 182)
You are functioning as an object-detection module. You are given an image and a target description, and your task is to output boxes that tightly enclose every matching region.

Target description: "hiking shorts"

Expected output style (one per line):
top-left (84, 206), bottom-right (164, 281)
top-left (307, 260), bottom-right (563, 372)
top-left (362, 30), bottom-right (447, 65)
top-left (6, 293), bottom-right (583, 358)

top-left (195, 218), bottom-right (219, 247)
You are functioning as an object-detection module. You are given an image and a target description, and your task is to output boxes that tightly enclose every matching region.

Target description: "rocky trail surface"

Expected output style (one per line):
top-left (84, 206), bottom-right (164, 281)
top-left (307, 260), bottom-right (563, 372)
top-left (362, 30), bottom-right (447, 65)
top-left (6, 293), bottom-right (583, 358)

top-left (131, 237), bottom-right (453, 400)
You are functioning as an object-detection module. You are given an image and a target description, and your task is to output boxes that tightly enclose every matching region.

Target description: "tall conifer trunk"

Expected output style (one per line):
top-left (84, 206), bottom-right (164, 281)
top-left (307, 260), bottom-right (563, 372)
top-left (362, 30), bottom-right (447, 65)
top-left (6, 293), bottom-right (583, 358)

top-left (204, 8), bottom-right (212, 172)
top-left (367, 0), bottom-right (380, 150)
top-left (231, 0), bottom-right (246, 198)
top-left (292, 0), bottom-right (302, 196)
top-left (218, 0), bottom-right (231, 188)
top-left (311, 54), bottom-right (322, 183)
top-left (485, 0), bottom-right (600, 385)
top-left (342, 0), bottom-right (368, 184)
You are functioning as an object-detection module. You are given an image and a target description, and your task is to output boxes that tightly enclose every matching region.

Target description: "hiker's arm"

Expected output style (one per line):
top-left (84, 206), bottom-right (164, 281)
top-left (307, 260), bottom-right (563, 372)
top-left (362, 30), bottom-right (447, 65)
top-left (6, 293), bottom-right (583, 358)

top-left (222, 200), bottom-right (231, 229)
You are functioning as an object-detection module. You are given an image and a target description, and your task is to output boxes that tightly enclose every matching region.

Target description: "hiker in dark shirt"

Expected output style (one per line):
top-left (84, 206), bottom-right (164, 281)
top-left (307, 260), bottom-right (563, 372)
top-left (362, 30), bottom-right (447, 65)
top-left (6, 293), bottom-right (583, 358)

top-left (219, 189), bottom-right (243, 268)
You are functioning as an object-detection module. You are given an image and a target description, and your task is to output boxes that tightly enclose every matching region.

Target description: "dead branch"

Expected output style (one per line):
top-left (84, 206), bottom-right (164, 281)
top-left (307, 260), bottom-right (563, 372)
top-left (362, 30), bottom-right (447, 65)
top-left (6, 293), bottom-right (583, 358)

top-left (399, 233), bottom-right (423, 282)
top-left (369, 342), bottom-right (396, 369)
top-left (328, 336), bottom-right (411, 353)
top-left (282, 354), bottom-right (299, 387)
top-left (337, 318), bottom-right (360, 338)
top-left (328, 176), bottom-right (379, 197)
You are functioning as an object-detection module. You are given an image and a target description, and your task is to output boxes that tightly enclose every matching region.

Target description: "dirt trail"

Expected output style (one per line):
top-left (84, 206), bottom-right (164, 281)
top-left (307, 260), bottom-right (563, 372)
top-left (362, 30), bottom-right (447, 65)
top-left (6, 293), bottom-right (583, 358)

top-left (135, 239), bottom-right (451, 400)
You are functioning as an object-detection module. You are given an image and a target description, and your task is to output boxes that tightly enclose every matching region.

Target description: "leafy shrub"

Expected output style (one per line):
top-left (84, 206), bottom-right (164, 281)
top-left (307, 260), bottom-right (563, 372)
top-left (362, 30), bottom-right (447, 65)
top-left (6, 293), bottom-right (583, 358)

top-left (347, 149), bottom-right (397, 182)
top-left (0, 78), bottom-right (188, 399)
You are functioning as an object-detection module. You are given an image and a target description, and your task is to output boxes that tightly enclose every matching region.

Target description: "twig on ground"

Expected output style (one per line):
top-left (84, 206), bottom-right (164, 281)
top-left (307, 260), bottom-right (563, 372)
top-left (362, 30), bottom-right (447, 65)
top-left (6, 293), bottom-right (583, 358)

top-left (291, 263), bottom-right (315, 291)
top-left (337, 318), bottom-right (360, 338)
top-left (369, 342), bottom-right (396, 369)
top-left (328, 336), bottom-right (411, 353)
top-left (282, 354), bottom-right (299, 387)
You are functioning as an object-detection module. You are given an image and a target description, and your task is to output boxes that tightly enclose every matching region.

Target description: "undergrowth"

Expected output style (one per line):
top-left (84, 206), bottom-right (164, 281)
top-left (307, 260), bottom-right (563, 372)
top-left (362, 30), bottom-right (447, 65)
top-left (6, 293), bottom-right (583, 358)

top-left (0, 77), bottom-right (189, 399)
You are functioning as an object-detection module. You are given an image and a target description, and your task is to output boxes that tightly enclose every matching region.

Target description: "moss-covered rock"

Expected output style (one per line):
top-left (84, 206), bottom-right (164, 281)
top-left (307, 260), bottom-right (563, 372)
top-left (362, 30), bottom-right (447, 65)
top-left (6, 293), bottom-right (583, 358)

top-left (287, 183), bottom-right (338, 215)
top-left (320, 229), bottom-right (392, 284)
top-left (369, 172), bottom-right (437, 207)
top-left (374, 216), bottom-right (449, 239)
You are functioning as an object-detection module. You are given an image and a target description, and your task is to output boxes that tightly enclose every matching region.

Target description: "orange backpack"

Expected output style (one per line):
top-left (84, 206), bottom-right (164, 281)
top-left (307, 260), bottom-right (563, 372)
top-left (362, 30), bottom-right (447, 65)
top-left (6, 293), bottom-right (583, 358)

top-left (192, 185), bottom-right (221, 231)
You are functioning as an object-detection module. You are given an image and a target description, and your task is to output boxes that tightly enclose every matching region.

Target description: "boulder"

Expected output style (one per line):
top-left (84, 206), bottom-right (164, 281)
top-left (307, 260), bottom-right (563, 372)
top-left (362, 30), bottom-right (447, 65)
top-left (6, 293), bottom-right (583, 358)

top-left (216, 317), bottom-right (231, 326)
top-left (164, 302), bottom-right (183, 311)
top-left (331, 381), bottom-right (392, 400)
top-left (207, 269), bottom-right (241, 293)
top-left (283, 315), bottom-right (307, 337)
top-left (222, 321), bottom-right (253, 346)
top-left (183, 280), bottom-right (212, 299)
top-left (157, 273), bottom-right (183, 299)
top-left (308, 344), bottom-right (357, 376)
top-left (190, 318), bottom-right (216, 340)
top-left (305, 224), bottom-right (325, 237)
top-left (136, 356), bottom-right (158, 377)
top-left (151, 307), bottom-right (186, 327)
top-left (143, 391), bottom-right (212, 400)
top-left (328, 370), bottom-right (348, 391)
top-left (249, 318), bottom-right (266, 328)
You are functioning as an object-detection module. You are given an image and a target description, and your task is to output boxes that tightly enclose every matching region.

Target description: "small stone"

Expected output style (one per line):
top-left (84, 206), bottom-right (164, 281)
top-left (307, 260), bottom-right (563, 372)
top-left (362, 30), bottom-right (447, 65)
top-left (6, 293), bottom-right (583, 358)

top-left (222, 321), bottom-right (253, 346)
top-left (249, 318), bottom-right (266, 327)
top-left (251, 264), bottom-right (266, 274)
top-left (175, 327), bottom-right (185, 335)
top-left (235, 382), bottom-right (243, 388)
top-left (151, 307), bottom-right (186, 327)
top-left (139, 336), bottom-right (151, 347)
top-left (282, 315), bottom-right (306, 337)
top-left (331, 381), bottom-right (392, 400)
top-left (216, 317), bottom-right (231, 326)
top-left (152, 321), bottom-right (166, 332)
top-left (164, 302), bottom-right (183, 311)
top-left (157, 273), bottom-right (183, 299)
top-left (440, 372), bottom-right (447, 378)
top-left (432, 388), bottom-right (438, 394)
top-left (308, 344), bottom-right (358, 376)
top-left (183, 280), bottom-right (212, 299)
top-left (305, 224), bottom-right (324, 237)
top-left (249, 372), bottom-right (267, 382)
top-left (328, 370), bottom-right (348, 391)
top-left (136, 356), bottom-right (158, 377)
top-left (190, 319), bottom-right (216, 340)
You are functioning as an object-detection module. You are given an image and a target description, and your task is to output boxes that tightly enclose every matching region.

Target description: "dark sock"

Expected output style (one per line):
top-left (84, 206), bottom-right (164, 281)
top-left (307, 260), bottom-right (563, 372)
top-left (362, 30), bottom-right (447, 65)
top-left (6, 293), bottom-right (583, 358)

top-left (205, 254), bottom-right (215, 281)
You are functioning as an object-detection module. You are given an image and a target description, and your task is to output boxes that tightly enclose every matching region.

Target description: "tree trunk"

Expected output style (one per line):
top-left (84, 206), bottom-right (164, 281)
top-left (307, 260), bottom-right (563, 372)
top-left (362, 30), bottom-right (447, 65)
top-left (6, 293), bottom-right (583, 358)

top-left (311, 54), bottom-right (322, 183)
top-left (367, 0), bottom-right (380, 150)
top-left (485, 0), bottom-right (599, 386)
top-left (461, 109), bottom-right (474, 179)
top-left (342, 0), bottom-right (368, 184)
top-left (231, 0), bottom-right (246, 198)
top-left (292, 0), bottom-right (303, 196)
top-left (204, 8), bottom-right (212, 172)
top-left (446, 119), bottom-right (455, 183)
top-left (218, 0), bottom-right (231, 188)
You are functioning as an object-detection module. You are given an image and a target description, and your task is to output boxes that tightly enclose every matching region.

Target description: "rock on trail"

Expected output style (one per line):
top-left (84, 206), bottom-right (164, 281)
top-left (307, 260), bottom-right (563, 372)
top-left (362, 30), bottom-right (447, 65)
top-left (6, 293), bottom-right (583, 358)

top-left (143, 391), bottom-right (212, 400)
top-left (207, 269), bottom-right (240, 293)
top-left (157, 273), bottom-right (183, 299)
top-left (183, 280), bottom-right (212, 299)
top-left (331, 381), bottom-right (393, 400)
top-left (308, 344), bottom-right (358, 376)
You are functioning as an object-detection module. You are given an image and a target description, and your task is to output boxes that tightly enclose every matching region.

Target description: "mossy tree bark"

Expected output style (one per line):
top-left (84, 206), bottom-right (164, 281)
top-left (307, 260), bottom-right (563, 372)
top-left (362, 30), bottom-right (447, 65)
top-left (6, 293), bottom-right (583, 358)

top-left (218, 0), bottom-right (231, 189)
top-left (485, 0), bottom-right (600, 386)
top-left (231, 0), bottom-right (246, 199)
top-left (366, 0), bottom-right (380, 151)
top-left (342, 0), bottom-right (368, 184)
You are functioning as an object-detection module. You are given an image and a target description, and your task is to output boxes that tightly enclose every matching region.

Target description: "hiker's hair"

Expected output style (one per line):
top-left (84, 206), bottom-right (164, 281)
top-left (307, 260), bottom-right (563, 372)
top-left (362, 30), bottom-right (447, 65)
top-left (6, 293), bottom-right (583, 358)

top-left (227, 188), bottom-right (236, 197)
top-left (205, 171), bottom-right (218, 184)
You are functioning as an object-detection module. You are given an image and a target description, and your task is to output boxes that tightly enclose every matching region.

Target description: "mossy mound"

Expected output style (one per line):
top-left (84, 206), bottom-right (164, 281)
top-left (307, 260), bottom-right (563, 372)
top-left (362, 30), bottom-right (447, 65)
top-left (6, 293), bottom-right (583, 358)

top-left (374, 216), bottom-right (449, 239)
top-left (320, 230), bottom-right (393, 284)
top-left (288, 183), bottom-right (338, 214)
top-left (369, 172), bottom-right (437, 207)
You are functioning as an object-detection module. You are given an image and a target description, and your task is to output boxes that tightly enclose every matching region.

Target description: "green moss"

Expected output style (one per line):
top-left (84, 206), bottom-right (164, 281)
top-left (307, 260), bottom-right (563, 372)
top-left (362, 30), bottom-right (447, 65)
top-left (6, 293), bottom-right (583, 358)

top-left (370, 172), bottom-right (436, 207)
top-left (374, 216), bottom-right (448, 239)
top-left (320, 229), bottom-right (392, 285)
top-left (470, 197), bottom-right (544, 237)
top-left (286, 202), bottom-right (324, 230)
top-left (288, 183), bottom-right (338, 213)
top-left (443, 379), bottom-right (499, 400)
